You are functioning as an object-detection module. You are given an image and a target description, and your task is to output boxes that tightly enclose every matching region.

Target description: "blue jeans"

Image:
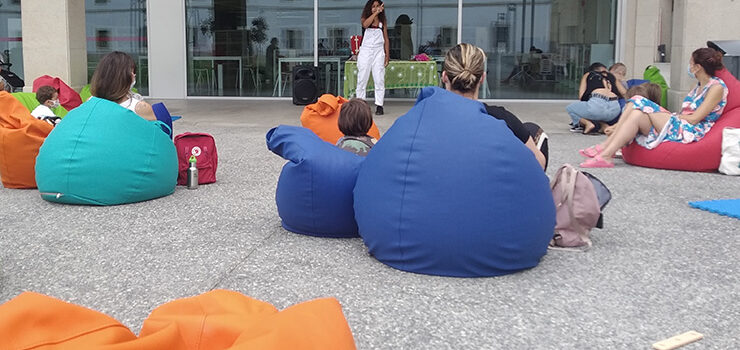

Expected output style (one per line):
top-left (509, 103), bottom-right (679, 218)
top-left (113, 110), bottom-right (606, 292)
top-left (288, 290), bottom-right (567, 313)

top-left (566, 98), bottom-right (621, 126)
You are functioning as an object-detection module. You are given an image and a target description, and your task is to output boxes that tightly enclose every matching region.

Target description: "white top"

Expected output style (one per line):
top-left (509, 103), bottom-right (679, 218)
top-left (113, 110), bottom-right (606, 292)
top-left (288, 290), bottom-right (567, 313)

top-left (119, 92), bottom-right (143, 113)
top-left (361, 22), bottom-right (384, 49)
top-left (31, 105), bottom-right (55, 119)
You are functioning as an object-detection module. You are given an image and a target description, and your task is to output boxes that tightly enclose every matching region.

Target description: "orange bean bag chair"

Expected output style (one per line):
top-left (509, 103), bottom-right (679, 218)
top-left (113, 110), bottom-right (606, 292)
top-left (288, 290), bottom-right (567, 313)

top-left (33, 75), bottom-right (83, 111)
top-left (0, 290), bottom-right (356, 350)
top-left (300, 94), bottom-right (381, 144)
top-left (0, 91), bottom-right (53, 188)
top-left (622, 68), bottom-right (740, 172)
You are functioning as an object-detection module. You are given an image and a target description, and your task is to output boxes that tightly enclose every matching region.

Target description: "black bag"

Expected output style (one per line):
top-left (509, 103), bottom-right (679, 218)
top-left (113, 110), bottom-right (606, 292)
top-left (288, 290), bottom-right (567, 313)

top-left (0, 69), bottom-right (25, 91)
top-left (582, 171), bottom-right (612, 229)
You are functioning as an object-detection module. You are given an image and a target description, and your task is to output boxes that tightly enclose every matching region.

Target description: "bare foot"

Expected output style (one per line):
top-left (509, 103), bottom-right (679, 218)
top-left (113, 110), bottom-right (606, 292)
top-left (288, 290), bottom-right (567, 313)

top-left (604, 125), bottom-right (616, 136)
top-left (582, 119), bottom-right (596, 134)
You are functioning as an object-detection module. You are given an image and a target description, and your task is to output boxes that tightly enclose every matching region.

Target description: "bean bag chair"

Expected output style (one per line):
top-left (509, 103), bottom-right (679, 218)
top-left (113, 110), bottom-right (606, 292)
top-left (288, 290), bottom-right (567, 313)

top-left (11, 91), bottom-right (68, 117)
top-left (266, 125), bottom-right (364, 238)
top-left (79, 84), bottom-right (92, 103)
top-left (0, 290), bottom-right (356, 349)
top-left (0, 91), bottom-right (54, 188)
top-left (32, 75), bottom-right (83, 110)
top-left (353, 87), bottom-right (556, 277)
top-left (35, 97), bottom-right (177, 205)
top-left (300, 94), bottom-right (381, 145)
top-left (644, 65), bottom-right (669, 107)
top-left (622, 68), bottom-right (740, 172)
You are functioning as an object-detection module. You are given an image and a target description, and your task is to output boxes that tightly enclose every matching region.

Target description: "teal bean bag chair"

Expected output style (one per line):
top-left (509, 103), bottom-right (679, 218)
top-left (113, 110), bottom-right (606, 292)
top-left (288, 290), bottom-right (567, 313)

top-left (35, 97), bottom-right (177, 205)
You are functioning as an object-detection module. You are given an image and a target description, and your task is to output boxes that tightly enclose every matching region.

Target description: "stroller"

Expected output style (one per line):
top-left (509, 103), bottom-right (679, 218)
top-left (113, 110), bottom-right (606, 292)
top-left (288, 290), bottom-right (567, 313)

top-left (0, 50), bottom-right (25, 92)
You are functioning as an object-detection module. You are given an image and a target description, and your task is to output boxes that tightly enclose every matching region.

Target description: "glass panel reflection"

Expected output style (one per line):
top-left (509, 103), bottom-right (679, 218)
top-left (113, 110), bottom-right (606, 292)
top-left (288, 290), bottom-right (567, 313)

top-left (86, 0), bottom-right (149, 95)
top-left (463, 0), bottom-right (617, 99)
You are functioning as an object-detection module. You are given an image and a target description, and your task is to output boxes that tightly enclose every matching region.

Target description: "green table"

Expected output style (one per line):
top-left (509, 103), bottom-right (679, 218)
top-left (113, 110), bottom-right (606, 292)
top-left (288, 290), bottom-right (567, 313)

top-left (343, 60), bottom-right (439, 98)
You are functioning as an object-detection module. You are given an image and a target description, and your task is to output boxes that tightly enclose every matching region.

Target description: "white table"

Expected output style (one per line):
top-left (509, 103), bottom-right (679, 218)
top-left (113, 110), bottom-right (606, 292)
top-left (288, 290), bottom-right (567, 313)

top-left (277, 57), bottom-right (342, 97)
top-left (192, 56), bottom-right (243, 96)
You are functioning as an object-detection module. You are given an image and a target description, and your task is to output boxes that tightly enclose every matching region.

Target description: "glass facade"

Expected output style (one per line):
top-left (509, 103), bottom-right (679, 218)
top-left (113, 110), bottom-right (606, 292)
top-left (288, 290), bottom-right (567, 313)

top-left (181, 0), bottom-right (617, 99)
top-left (0, 0), bottom-right (23, 83)
top-left (85, 0), bottom-right (149, 95)
top-left (464, 0), bottom-right (617, 99)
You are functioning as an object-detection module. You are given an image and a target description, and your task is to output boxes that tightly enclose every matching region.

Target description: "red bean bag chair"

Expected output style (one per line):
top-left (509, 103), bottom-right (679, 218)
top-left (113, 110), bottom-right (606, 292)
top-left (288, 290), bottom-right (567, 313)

top-left (0, 290), bottom-right (357, 350)
top-left (622, 68), bottom-right (740, 172)
top-left (300, 94), bottom-right (381, 144)
top-left (0, 91), bottom-right (53, 188)
top-left (33, 75), bottom-right (83, 111)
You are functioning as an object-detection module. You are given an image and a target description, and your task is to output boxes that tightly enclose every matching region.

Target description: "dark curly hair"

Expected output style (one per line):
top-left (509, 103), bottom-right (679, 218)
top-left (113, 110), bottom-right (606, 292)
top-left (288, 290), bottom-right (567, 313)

top-left (361, 0), bottom-right (386, 28)
top-left (692, 47), bottom-right (724, 76)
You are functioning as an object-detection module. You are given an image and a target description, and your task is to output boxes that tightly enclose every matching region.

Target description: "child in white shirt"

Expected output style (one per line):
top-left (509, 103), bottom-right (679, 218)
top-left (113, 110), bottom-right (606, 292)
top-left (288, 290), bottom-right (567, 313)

top-left (31, 85), bottom-right (61, 126)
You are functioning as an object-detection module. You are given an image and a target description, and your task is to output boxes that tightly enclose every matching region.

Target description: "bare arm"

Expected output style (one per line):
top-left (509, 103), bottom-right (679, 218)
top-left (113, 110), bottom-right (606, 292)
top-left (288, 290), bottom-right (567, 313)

top-left (134, 100), bottom-right (157, 121)
top-left (578, 73), bottom-right (587, 99)
top-left (679, 85), bottom-right (724, 125)
top-left (615, 80), bottom-right (628, 97)
top-left (383, 25), bottom-right (390, 66)
top-left (524, 136), bottom-right (547, 170)
top-left (361, 13), bottom-right (378, 28)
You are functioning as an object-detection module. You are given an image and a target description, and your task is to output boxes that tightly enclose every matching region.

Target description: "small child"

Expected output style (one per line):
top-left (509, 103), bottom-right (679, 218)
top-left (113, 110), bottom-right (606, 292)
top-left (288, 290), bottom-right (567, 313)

top-left (31, 85), bottom-right (61, 126)
top-left (336, 98), bottom-right (376, 156)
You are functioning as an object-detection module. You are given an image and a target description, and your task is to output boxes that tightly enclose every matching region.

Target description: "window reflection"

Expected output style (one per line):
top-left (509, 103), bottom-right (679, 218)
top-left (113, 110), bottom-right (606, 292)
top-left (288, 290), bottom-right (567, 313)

top-left (463, 0), bottom-right (616, 99)
top-left (86, 0), bottom-right (149, 95)
top-left (0, 2), bottom-right (23, 82)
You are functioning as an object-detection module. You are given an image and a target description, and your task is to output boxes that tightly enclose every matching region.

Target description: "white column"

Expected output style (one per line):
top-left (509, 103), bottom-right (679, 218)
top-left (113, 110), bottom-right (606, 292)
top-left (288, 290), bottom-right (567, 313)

top-left (147, 0), bottom-right (187, 99)
top-left (21, 0), bottom-right (87, 92)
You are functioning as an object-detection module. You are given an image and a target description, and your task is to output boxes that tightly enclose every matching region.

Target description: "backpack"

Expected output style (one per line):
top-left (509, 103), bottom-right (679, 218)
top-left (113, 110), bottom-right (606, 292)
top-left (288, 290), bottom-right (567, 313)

top-left (550, 164), bottom-right (611, 249)
top-left (350, 35), bottom-right (362, 55)
top-left (174, 132), bottom-right (218, 185)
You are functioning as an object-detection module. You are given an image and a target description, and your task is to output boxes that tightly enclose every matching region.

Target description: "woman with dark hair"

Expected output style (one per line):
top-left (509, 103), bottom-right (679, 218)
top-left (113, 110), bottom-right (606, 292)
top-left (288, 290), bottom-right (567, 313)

top-left (580, 48), bottom-right (728, 168)
top-left (356, 0), bottom-right (389, 115)
top-left (443, 43), bottom-right (548, 170)
top-left (566, 70), bottom-right (623, 134)
top-left (90, 51), bottom-right (155, 121)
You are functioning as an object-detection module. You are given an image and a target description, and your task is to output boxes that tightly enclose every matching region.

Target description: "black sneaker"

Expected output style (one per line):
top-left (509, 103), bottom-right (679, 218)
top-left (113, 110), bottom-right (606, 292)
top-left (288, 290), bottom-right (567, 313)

top-left (375, 106), bottom-right (384, 115)
top-left (569, 124), bottom-right (584, 133)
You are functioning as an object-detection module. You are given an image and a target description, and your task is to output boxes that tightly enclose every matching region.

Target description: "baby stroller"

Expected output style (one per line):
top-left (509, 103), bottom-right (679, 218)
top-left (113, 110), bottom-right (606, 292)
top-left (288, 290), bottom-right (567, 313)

top-left (0, 50), bottom-right (25, 92)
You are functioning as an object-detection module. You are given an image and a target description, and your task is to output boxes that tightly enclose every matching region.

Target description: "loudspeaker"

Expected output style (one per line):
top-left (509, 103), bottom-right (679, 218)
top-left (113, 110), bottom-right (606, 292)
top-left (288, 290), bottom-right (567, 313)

top-left (292, 65), bottom-right (319, 105)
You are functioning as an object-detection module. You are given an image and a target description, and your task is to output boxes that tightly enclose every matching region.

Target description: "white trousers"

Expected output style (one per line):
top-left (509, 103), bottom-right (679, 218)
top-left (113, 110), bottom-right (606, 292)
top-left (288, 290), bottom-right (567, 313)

top-left (356, 46), bottom-right (385, 106)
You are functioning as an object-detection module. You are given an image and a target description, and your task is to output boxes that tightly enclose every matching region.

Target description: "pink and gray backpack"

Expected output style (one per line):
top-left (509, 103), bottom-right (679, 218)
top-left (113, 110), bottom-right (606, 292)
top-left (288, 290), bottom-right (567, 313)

top-left (174, 132), bottom-right (218, 185)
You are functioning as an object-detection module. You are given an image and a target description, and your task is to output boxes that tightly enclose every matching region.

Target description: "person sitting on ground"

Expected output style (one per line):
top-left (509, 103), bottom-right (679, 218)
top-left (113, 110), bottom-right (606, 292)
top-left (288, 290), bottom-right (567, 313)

top-left (444, 43), bottom-right (548, 170)
top-left (566, 70), bottom-right (622, 135)
top-left (604, 82), bottom-right (664, 136)
top-left (609, 62), bottom-right (629, 96)
top-left (580, 47), bottom-right (728, 168)
top-left (90, 51), bottom-right (156, 121)
top-left (336, 98), bottom-right (377, 156)
top-left (31, 85), bottom-right (62, 126)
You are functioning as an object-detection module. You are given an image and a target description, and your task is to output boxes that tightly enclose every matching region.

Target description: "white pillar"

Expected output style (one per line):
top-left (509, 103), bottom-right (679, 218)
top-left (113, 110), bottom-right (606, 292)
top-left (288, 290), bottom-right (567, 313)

top-left (21, 0), bottom-right (87, 91)
top-left (147, 0), bottom-right (187, 99)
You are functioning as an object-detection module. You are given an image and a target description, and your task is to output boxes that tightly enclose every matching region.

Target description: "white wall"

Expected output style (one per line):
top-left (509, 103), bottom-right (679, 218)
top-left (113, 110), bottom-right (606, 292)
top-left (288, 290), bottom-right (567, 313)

top-left (147, 0), bottom-right (187, 99)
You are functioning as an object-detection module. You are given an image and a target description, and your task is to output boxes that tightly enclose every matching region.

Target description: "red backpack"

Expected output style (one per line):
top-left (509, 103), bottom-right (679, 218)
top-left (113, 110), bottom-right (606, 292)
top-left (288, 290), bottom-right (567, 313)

top-left (174, 132), bottom-right (218, 185)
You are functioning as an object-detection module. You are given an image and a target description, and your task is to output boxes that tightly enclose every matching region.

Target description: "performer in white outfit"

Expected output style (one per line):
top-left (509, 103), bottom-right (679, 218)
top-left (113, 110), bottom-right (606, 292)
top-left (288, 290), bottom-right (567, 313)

top-left (357, 0), bottom-right (389, 115)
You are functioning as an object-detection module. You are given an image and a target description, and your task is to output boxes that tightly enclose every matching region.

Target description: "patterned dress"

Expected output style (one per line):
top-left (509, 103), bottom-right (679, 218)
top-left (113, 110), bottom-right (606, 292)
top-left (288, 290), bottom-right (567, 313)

top-left (629, 77), bottom-right (728, 149)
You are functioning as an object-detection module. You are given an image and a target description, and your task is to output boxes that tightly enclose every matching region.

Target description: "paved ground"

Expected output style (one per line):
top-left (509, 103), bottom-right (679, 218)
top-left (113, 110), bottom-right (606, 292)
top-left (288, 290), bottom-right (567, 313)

top-left (1, 98), bottom-right (738, 349)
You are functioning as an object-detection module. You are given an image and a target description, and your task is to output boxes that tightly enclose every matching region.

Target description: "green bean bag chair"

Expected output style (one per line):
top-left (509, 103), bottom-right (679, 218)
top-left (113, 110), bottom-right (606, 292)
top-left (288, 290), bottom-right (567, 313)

top-left (644, 65), bottom-right (669, 107)
top-left (35, 97), bottom-right (177, 205)
top-left (79, 84), bottom-right (92, 103)
top-left (11, 92), bottom-right (68, 118)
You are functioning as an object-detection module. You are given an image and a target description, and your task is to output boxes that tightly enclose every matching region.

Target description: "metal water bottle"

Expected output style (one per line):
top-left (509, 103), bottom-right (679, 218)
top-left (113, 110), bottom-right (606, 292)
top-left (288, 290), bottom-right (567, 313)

top-left (187, 155), bottom-right (199, 189)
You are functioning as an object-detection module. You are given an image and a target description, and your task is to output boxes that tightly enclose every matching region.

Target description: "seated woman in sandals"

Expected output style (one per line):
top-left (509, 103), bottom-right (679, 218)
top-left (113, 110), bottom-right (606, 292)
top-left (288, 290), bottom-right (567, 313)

top-left (566, 70), bottom-right (622, 134)
top-left (579, 47), bottom-right (728, 168)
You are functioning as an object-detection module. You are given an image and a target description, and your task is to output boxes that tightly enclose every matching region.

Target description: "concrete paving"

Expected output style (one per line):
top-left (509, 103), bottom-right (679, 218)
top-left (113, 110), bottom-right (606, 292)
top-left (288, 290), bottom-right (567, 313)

top-left (1, 97), bottom-right (738, 349)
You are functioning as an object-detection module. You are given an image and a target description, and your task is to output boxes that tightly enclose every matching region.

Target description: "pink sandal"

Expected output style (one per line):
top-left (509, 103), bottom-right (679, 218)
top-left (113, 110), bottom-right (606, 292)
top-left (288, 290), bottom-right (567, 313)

top-left (578, 144), bottom-right (603, 158)
top-left (580, 155), bottom-right (614, 168)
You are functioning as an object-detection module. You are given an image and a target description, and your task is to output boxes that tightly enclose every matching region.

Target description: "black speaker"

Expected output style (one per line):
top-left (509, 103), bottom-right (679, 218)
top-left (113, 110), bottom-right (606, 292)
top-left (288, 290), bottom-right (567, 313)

top-left (292, 65), bottom-right (319, 105)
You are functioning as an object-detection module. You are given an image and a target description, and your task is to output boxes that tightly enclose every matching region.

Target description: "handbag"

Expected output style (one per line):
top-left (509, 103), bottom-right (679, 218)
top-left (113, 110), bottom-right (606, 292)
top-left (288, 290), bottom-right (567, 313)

top-left (719, 127), bottom-right (740, 175)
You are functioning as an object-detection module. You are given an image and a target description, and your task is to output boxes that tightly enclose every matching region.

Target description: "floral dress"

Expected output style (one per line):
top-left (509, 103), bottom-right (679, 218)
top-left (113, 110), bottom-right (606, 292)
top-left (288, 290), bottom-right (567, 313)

top-left (629, 77), bottom-right (728, 149)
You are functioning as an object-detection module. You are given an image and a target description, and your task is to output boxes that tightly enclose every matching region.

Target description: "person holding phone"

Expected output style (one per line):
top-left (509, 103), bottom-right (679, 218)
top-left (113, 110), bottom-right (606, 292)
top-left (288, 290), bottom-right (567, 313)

top-left (357, 0), bottom-right (389, 115)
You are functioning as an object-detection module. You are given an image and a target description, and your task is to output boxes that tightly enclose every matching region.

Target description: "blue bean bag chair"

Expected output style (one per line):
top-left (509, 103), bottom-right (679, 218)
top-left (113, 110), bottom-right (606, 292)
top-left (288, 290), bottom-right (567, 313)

top-left (35, 97), bottom-right (178, 205)
top-left (354, 87), bottom-right (556, 277)
top-left (266, 125), bottom-right (364, 238)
